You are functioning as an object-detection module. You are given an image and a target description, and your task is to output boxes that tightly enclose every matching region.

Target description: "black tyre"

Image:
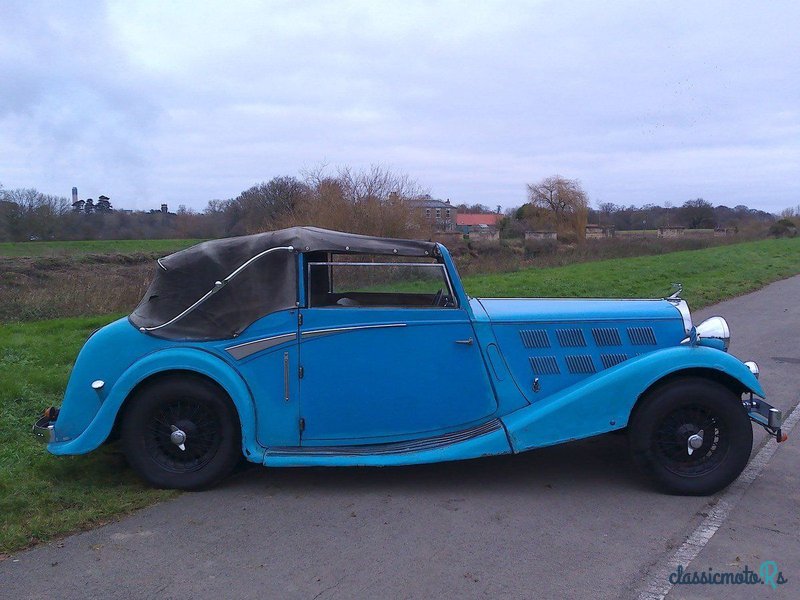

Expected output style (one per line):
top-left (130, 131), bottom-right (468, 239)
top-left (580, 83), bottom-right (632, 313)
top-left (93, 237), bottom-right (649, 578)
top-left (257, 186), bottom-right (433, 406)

top-left (629, 377), bottom-right (752, 495)
top-left (121, 375), bottom-right (242, 490)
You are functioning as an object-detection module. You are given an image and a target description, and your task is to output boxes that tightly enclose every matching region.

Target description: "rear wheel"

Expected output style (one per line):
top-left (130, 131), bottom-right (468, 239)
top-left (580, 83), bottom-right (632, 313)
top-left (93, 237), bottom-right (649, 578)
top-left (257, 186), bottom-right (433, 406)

top-left (629, 377), bottom-right (752, 495)
top-left (121, 376), bottom-right (241, 490)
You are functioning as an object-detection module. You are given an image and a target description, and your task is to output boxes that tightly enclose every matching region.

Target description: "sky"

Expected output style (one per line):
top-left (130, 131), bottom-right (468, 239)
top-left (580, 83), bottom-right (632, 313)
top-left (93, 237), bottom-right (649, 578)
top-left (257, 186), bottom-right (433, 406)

top-left (1, 1), bottom-right (798, 213)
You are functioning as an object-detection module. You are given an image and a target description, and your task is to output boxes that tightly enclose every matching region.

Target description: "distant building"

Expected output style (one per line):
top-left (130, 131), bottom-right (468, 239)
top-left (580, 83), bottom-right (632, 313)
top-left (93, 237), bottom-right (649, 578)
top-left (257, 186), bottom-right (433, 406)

top-left (405, 195), bottom-right (457, 231)
top-left (658, 226), bottom-right (686, 238)
top-left (468, 227), bottom-right (500, 242)
top-left (525, 231), bottom-right (558, 241)
top-left (456, 213), bottom-right (501, 234)
top-left (585, 224), bottom-right (615, 239)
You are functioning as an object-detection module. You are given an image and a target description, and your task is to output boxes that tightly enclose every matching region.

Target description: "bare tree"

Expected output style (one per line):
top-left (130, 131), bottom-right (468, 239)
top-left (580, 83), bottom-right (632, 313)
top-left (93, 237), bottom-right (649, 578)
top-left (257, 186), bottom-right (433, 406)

top-left (526, 175), bottom-right (589, 240)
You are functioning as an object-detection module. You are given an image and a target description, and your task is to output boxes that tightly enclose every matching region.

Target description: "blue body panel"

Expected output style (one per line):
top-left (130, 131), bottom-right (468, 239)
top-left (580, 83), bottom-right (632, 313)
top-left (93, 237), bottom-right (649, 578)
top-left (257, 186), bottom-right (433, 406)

top-left (501, 345), bottom-right (764, 452)
top-left (297, 307), bottom-right (497, 445)
top-left (46, 244), bottom-right (766, 469)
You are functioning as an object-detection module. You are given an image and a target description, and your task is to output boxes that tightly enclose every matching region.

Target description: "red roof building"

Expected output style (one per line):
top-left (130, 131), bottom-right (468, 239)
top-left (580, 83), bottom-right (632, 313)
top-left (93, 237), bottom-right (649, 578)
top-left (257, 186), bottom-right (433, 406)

top-left (456, 213), bottom-right (501, 232)
top-left (456, 213), bottom-right (501, 227)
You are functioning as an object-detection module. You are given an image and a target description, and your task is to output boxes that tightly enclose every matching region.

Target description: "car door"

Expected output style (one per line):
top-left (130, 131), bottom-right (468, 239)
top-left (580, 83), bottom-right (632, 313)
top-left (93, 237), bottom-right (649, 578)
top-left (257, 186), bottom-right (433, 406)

top-left (297, 258), bottom-right (497, 446)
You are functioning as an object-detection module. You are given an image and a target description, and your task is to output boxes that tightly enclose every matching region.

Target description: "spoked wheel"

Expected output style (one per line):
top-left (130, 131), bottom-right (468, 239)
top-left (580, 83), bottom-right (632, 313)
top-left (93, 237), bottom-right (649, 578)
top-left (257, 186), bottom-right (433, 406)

top-left (145, 397), bottom-right (222, 474)
top-left (629, 377), bottom-right (752, 495)
top-left (121, 376), bottom-right (241, 490)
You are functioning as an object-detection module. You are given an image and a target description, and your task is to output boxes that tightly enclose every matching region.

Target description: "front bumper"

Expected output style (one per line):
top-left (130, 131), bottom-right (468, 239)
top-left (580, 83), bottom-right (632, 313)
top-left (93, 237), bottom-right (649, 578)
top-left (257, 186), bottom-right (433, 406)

top-left (32, 407), bottom-right (58, 444)
top-left (746, 396), bottom-right (787, 443)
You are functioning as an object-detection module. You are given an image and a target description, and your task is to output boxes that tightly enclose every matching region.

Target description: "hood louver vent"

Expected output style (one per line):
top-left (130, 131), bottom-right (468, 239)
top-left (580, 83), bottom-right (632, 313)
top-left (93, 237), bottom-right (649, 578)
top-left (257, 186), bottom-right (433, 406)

top-left (592, 327), bottom-right (622, 346)
top-left (556, 328), bottom-right (586, 347)
top-left (601, 353), bottom-right (629, 369)
top-left (628, 326), bottom-right (657, 345)
top-left (520, 329), bottom-right (550, 348)
top-left (529, 356), bottom-right (560, 375)
top-left (566, 355), bottom-right (596, 374)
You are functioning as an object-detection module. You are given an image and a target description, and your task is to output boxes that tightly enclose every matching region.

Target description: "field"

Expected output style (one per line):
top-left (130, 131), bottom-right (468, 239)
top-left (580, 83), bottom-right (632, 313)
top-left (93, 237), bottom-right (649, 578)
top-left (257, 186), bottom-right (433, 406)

top-left (0, 239), bottom-right (203, 257)
top-left (1, 236), bottom-right (800, 554)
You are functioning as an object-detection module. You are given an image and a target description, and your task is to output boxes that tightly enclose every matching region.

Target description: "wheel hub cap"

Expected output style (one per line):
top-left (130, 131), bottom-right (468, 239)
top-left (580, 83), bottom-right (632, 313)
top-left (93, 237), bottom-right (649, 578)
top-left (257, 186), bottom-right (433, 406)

top-left (687, 430), bottom-right (704, 455)
top-left (170, 425), bottom-right (187, 451)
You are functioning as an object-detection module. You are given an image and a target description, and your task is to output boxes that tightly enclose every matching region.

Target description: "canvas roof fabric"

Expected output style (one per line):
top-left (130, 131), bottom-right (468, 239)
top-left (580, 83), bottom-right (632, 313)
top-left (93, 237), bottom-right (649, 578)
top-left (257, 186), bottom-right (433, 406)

top-left (129, 227), bottom-right (438, 340)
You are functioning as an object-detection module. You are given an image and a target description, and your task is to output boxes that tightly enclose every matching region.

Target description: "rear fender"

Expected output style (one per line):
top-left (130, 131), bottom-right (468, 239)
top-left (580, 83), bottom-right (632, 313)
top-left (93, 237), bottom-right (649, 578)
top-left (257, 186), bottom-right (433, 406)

top-left (502, 345), bottom-right (764, 452)
top-left (48, 348), bottom-right (262, 460)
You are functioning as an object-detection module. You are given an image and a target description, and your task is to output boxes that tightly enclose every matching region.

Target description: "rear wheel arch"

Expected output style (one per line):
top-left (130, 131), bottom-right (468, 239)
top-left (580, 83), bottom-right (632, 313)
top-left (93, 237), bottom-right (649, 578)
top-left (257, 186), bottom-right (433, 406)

top-left (118, 370), bottom-right (244, 489)
top-left (112, 370), bottom-right (243, 444)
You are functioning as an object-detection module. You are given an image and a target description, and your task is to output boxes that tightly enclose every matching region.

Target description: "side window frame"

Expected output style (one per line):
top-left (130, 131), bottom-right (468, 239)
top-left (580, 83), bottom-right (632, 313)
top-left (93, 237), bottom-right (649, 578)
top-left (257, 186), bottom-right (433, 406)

top-left (305, 259), bottom-right (458, 309)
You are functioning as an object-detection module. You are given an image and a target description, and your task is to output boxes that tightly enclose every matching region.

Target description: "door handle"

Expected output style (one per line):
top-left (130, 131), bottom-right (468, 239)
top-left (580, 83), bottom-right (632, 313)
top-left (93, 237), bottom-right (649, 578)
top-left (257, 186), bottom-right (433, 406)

top-left (455, 337), bottom-right (473, 345)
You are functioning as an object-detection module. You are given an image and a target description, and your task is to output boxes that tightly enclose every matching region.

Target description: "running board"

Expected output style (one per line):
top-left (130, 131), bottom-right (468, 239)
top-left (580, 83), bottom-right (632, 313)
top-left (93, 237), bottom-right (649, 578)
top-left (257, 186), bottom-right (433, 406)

top-left (263, 419), bottom-right (511, 467)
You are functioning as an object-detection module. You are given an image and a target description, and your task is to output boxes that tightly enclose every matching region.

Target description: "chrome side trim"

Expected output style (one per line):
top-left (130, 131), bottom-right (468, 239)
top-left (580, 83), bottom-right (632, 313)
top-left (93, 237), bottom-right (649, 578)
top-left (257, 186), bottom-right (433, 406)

top-left (226, 332), bottom-right (297, 360)
top-left (283, 351), bottom-right (290, 400)
top-left (157, 258), bottom-right (168, 271)
top-left (269, 419), bottom-right (503, 456)
top-left (140, 245), bottom-right (294, 333)
top-left (301, 323), bottom-right (407, 340)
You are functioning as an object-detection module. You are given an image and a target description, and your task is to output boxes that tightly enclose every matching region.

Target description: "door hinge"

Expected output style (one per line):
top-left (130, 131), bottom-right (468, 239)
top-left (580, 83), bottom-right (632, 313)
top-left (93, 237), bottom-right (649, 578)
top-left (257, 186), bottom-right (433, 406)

top-left (298, 365), bottom-right (304, 379)
top-left (299, 417), bottom-right (305, 433)
top-left (298, 312), bottom-right (303, 327)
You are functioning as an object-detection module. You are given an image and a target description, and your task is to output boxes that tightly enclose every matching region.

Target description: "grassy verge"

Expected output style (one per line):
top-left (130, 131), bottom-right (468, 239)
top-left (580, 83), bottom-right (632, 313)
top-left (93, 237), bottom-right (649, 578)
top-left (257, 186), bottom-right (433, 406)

top-left (1, 237), bottom-right (798, 554)
top-left (0, 316), bottom-right (177, 555)
top-left (463, 237), bottom-right (800, 309)
top-left (0, 238), bottom-right (203, 257)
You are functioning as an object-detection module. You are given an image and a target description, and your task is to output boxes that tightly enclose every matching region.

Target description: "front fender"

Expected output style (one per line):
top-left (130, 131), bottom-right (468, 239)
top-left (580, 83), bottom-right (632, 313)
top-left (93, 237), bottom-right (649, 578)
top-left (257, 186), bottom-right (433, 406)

top-left (48, 347), bottom-right (262, 461)
top-left (502, 345), bottom-right (764, 453)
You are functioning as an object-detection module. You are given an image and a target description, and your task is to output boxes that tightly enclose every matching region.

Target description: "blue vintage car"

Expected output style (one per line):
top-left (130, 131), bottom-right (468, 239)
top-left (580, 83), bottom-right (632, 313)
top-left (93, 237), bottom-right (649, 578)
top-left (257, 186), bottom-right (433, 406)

top-left (34, 227), bottom-right (785, 494)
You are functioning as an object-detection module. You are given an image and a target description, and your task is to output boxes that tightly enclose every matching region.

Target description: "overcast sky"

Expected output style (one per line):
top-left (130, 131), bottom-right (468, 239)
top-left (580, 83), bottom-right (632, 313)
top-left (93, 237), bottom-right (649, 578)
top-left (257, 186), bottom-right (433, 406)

top-left (1, 1), bottom-right (798, 212)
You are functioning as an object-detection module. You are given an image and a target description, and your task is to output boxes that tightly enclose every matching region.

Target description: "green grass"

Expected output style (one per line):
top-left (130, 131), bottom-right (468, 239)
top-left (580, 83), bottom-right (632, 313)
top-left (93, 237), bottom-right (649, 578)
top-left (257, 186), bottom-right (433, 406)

top-left (0, 315), bottom-right (176, 554)
top-left (462, 237), bottom-right (800, 309)
top-left (0, 238), bottom-right (203, 257)
top-left (1, 236), bottom-right (798, 554)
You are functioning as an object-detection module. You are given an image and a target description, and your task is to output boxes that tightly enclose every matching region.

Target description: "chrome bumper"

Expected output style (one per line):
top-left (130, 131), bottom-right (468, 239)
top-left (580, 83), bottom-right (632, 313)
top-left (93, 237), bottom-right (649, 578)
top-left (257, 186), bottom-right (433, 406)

top-left (32, 408), bottom-right (58, 444)
top-left (745, 396), bottom-right (787, 443)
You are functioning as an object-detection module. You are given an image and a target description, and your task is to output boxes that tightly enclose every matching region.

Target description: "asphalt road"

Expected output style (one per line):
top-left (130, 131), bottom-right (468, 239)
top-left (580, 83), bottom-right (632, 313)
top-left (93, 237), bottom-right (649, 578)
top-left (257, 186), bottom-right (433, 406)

top-left (2, 275), bottom-right (799, 600)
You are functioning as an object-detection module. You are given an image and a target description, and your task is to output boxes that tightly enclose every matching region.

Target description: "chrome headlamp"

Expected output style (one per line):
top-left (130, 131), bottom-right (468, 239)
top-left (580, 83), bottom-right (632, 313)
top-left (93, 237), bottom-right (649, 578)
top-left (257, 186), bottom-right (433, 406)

top-left (694, 316), bottom-right (731, 352)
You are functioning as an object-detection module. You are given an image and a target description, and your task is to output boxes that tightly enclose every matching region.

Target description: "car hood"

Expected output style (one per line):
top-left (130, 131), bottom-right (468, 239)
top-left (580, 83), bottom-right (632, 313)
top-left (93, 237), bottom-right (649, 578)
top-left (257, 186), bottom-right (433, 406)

top-left (472, 297), bottom-right (689, 406)
top-left (475, 297), bottom-right (682, 323)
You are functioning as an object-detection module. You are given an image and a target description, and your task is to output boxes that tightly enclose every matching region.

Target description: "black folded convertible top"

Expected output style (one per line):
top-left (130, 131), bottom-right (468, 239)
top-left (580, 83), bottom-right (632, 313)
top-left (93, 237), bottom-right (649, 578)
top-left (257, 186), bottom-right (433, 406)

top-left (129, 227), bottom-right (439, 340)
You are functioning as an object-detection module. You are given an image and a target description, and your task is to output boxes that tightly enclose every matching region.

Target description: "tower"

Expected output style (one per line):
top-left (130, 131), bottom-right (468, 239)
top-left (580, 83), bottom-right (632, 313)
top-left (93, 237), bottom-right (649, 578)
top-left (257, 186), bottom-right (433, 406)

top-left (72, 187), bottom-right (78, 204)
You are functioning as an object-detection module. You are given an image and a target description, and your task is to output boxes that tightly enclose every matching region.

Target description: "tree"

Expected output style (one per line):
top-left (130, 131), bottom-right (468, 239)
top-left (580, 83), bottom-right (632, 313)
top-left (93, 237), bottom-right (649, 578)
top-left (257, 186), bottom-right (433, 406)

top-left (525, 175), bottom-right (589, 240)
top-left (289, 164), bottom-right (428, 238)
top-left (679, 198), bottom-right (715, 229)
top-left (227, 176), bottom-right (308, 234)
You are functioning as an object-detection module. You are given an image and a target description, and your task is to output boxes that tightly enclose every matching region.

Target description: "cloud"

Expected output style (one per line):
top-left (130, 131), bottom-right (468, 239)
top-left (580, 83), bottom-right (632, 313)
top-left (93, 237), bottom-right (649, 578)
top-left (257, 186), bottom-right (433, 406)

top-left (0, 0), bottom-right (798, 211)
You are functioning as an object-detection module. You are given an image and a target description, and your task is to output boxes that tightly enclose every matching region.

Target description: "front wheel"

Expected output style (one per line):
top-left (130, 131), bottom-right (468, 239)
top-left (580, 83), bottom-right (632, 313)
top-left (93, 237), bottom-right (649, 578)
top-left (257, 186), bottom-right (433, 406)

top-left (629, 377), bottom-right (753, 495)
top-left (121, 376), bottom-right (242, 490)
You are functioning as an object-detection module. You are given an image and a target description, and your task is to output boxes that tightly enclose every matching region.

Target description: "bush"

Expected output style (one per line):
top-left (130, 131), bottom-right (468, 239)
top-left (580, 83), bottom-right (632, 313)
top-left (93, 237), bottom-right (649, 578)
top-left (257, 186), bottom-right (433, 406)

top-left (769, 219), bottom-right (798, 238)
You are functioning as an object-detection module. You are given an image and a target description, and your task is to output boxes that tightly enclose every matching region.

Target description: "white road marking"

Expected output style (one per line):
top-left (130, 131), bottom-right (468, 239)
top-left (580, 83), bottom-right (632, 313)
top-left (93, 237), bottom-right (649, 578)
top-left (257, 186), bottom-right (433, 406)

top-left (637, 400), bottom-right (800, 600)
